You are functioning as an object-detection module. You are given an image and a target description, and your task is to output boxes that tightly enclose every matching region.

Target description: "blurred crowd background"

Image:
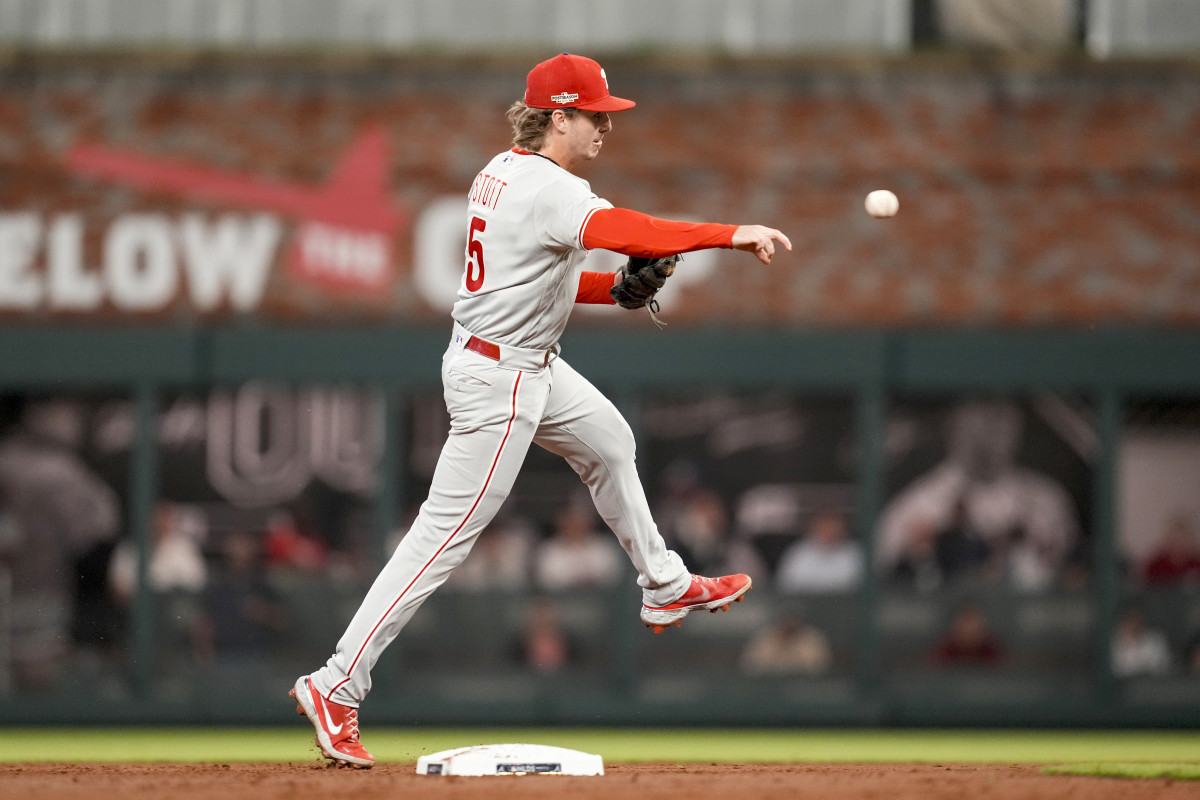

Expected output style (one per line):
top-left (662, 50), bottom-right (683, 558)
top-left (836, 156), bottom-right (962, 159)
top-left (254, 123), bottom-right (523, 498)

top-left (1, 0), bottom-right (1199, 726)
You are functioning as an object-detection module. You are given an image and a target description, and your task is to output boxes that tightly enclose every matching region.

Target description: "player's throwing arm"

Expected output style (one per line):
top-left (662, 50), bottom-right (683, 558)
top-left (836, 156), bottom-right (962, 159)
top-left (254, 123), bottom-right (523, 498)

top-left (732, 225), bottom-right (792, 265)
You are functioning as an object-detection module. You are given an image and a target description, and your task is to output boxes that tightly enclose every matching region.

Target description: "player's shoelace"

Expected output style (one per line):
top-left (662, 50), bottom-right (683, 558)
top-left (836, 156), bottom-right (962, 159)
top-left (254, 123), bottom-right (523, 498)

top-left (344, 708), bottom-right (360, 741)
top-left (681, 574), bottom-right (719, 602)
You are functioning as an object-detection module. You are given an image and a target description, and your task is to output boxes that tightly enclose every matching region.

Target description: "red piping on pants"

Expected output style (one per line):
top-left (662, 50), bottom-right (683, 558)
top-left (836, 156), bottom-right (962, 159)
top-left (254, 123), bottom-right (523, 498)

top-left (330, 369), bottom-right (525, 698)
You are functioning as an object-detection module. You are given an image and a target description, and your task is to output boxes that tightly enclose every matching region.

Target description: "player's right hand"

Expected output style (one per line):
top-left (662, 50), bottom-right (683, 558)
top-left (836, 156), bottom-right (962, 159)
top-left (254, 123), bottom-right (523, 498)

top-left (732, 225), bottom-right (792, 265)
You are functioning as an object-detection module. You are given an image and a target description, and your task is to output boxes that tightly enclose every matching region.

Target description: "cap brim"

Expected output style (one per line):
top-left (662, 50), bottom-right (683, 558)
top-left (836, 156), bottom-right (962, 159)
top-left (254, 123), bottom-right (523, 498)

top-left (576, 95), bottom-right (636, 112)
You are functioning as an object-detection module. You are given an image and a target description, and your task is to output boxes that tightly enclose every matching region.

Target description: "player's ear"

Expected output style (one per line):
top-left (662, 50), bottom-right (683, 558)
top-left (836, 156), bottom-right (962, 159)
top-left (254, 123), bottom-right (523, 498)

top-left (550, 109), bottom-right (571, 132)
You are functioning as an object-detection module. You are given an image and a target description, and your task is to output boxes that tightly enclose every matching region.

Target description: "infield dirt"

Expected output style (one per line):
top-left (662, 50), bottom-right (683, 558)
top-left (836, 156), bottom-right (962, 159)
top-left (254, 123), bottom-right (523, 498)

top-left (3, 762), bottom-right (1199, 800)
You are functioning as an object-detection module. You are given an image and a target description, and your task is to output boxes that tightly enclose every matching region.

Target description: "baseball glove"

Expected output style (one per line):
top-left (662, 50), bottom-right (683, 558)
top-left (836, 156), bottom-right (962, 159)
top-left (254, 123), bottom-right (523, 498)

top-left (610, 254), bottom-right (681, 328)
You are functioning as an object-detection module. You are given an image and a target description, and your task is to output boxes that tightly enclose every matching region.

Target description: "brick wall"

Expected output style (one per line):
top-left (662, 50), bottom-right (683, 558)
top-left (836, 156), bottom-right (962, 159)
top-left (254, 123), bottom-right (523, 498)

top-left (0, 55), bottom-right (1197, 327)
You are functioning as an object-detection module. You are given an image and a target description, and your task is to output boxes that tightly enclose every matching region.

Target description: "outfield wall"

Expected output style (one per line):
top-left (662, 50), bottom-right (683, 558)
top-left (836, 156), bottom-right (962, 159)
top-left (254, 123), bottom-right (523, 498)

top-left (0, 325), bottom-right (1199, 726)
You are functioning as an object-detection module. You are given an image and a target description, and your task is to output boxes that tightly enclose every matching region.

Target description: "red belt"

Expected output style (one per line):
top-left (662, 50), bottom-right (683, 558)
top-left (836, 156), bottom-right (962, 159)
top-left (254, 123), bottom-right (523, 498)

top-left (465, 334), bottom-right (551, 367)
top-left (465, 335), bottom-right (501, 361)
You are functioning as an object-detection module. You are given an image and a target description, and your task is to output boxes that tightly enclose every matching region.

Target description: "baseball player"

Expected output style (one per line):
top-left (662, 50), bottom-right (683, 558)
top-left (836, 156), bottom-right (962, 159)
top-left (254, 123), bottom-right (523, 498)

top-left (290, 52), bottom-right (792, 768)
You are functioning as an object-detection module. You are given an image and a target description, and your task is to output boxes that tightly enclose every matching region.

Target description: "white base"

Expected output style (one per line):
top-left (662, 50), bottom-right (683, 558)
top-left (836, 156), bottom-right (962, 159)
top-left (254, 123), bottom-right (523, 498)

top-left (416, 743), bottom-right (604, 776)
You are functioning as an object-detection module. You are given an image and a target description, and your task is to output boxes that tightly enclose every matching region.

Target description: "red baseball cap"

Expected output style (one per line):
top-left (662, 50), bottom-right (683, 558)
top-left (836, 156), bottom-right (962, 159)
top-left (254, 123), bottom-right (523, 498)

top-left (524, 53), bottom-right (636, 112)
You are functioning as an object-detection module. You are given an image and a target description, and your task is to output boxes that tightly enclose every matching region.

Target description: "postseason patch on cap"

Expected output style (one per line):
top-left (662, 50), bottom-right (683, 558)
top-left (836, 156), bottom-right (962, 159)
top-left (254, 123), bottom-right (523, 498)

top-left (551, 92), bottom-right (579, 105)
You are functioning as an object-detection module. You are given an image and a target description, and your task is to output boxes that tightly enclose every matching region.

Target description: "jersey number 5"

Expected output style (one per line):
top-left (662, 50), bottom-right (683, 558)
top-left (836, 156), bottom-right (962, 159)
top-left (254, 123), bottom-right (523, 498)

top-left (466, 216), bottom-right (486, 292)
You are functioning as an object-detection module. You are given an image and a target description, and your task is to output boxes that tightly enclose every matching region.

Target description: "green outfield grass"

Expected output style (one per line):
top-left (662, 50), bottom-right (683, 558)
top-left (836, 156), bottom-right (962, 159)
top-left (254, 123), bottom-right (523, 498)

top-left (0, 727), bottom-right (1198, 774)
top-left (1045, 762), bottom-right (1200, 780)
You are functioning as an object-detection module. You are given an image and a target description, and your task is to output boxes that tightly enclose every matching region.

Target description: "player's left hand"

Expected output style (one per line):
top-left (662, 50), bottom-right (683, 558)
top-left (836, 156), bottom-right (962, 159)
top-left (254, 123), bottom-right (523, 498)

top-left (732, 225), bottom-right (792, 264)
top-left (610, 254), bottom-right (679, 310)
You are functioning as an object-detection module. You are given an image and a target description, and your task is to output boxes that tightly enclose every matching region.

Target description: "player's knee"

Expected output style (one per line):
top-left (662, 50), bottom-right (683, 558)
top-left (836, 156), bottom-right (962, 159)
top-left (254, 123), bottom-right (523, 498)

top-left (592, 421), bottom-right (637, 463)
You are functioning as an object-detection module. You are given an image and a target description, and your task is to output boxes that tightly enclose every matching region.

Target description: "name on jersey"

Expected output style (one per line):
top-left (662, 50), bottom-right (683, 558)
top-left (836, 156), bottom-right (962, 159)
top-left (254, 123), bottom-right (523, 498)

top-left (469, 172), bottom-right (508, 211)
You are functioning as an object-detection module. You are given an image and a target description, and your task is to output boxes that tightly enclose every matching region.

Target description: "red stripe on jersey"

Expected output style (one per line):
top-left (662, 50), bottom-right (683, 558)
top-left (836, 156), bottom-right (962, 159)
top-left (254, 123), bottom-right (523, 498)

top-left (581, 207), bottom-right (737, 258)
top-left (332, 370), bottom-right (525, 695)
top-left (577, 205), bottom-right (603, 249)
top-left (575, 270), bottom-right (618, 304)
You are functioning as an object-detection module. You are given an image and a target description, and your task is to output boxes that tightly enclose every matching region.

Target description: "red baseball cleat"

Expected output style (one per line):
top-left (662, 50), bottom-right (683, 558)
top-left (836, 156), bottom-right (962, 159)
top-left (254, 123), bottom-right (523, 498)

top-left (640, 573), bottom-right (752, 633)
top-left (290, 676), bottom-right (375, 769)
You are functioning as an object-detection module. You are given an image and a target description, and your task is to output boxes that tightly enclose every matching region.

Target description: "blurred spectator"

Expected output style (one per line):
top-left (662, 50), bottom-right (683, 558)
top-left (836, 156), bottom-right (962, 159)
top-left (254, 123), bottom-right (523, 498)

top-left (0, 487), bottom-right (18, 695)
top-left (733, 483), bottom-right (805, 577)
top-left (775, 511), bottom-right (863, 594)
top-left (108, 502), bottom-right (208, 607)
top-left (1140, 514), bottom-right (1200, 586)
top-left (533, 502), bottom-right (622, 592)
top-left (933, 496), bottom-right (992, 577)
top-left (262, 509), bottom-right (329, 574)
top-left (193, 530), bottom-right (287, 666)
top-left (1111, 607), bottom-right (1173, 679)
top-left (740, 614), bottom-right (833, 677)
top-left (988, 522), bottom-right (1059, 593)
top-left (890, 505), bottom-right (993, 592)
top-left (0, 397), bottom-right (120, 692)
top-left (444, 509), bottom-right (535, 592)
top-left (889, 516), bottom-right (947, 593)
top-left (1186, 635), bottom-right (1200, 677)
top-left (718, 537), bottom-right (772, 588)
top-left (930, 603), bottom-right (1006, 668)
top-left (512, 596), bottom-right (577, 674)
top-left (108, 502), bottom-right (208, 673)
top-left (878, 400), bottom-right (1080, 590)
top-left (654, 461), bottom-right (730, 575)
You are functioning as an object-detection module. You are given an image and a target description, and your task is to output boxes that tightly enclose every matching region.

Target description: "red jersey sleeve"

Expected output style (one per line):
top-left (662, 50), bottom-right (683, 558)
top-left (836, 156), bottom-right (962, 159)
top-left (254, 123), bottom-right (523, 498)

top-left (575, 271), bottom-right (618, 305)
top-left (581, 207), bottom-right (736, 258)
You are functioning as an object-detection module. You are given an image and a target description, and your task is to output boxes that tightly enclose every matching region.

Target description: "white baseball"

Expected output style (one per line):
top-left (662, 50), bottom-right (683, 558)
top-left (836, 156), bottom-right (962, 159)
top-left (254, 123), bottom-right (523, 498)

top-left (865, 189), bottom-right (899, 218)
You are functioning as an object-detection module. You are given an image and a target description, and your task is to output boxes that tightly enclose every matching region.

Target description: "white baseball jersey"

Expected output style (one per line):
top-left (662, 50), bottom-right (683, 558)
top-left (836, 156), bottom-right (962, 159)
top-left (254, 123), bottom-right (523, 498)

top-left (452, 149), bottom-right (612, 351)
top-left (309, 146), bottom-right (690, 707)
